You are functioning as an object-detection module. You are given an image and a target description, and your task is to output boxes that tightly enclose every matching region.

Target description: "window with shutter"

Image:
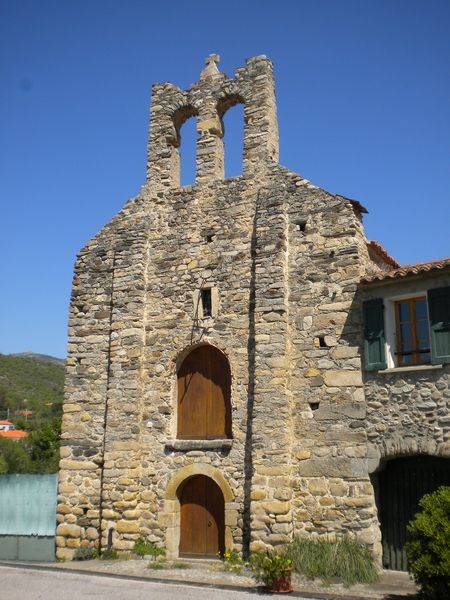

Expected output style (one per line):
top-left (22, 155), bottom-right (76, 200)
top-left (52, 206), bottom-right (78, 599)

top-left (363, 285), bottom-right (450, 370)
top-left (363, 298), bottom-right (386, 371)
top-left (428, 286), bottom-right (450, 364)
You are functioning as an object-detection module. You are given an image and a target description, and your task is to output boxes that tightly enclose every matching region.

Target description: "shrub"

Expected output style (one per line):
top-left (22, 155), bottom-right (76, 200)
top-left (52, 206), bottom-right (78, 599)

top-left (406, 486), bottom-right (450, 600)
top-left (285, 536), bottom-right (378, 586)
top-left (133, 537), bottom-right (166, 559)
top-left (0, 437), bottom-right (30, 473)
top-left (99, 548), bottom-right (118, 560)
top-left (73, 547), bottom-right (96, 561)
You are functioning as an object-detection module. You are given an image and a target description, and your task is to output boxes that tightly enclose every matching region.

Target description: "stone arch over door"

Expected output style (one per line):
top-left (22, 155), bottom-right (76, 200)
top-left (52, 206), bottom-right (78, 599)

top-left (371, 455), bottom-right (450, 571)
top-left (162, 464), bottom-right (235, 559)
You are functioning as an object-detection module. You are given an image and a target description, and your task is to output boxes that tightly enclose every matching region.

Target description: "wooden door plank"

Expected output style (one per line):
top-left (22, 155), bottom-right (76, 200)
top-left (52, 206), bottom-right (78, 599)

top-left (205, 476), bottom-right (225, 556)
top-left (177, 348), bottom-right (209, 438)
top-left (179, 475), bottom-right (207, 556)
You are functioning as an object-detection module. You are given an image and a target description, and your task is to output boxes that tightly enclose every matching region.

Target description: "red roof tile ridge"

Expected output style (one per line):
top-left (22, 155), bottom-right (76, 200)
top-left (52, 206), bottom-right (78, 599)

top-left (368, 240), bottom-right (400, 269)
top-left (361, 256), bottom-right (450, 283)
top-left (0, 429), bottom-right (28, 437)
top-left (400, 256), bottom-right (450, 269)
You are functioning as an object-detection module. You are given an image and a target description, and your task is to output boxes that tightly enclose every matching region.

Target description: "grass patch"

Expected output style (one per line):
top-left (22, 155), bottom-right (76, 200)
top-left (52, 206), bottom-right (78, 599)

top-left (99, 548), bottom-right (118, 560)
top-left (285, 536), bottom-right (379, 587)
top-left (147, 561), bottom-right (166, 570)
top-left (170, 562), bottom-right (191, 569)
top-left (133, 538), bottom-right (166, 559)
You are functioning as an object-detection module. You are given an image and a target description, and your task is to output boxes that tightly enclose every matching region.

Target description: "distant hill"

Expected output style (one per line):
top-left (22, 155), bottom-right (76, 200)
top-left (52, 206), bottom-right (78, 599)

top-left (0, 353), bottom-right (65, 420)
top-left (11, 352), bottom-right (65, 366)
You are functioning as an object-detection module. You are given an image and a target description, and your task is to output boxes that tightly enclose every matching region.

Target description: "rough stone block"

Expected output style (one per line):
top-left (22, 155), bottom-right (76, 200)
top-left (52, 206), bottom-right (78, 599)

top-left (251, 489), bottom-right (267, 501)
top-left (59, 459), bottom-right (98, 471)
top-left (323, 370), bottom-right (363, 387)
top-left (262, 500), bottom-right (290, 515)
top-left (115, 520), bottom-right (140, 533)
top-left (297, 457), bottom-right (368, 478)
top-left (56, 523), bottom-right (81, 537)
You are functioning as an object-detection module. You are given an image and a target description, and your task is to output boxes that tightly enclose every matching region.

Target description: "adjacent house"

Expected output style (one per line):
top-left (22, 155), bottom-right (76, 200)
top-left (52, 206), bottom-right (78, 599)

top-left (0, 420), bottom-right (15, 431)
top-left (0, 421), bottom-right (28, 439)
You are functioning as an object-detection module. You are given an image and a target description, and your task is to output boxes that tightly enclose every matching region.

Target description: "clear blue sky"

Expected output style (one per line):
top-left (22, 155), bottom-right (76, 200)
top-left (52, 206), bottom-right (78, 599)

top-left (1, 0), bottom-right (449, 359)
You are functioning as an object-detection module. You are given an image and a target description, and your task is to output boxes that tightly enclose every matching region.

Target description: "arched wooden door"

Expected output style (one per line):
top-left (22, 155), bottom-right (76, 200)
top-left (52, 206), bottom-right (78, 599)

top-left (177, 345), bottom-right (231, 439)
top-left (179, 475), bottom-right (225, 557)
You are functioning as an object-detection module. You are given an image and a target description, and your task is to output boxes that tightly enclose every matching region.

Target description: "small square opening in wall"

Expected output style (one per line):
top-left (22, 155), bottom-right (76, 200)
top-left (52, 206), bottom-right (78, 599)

top-left (318, 336), bottom-right (328, 348)
top-left (205, 233), bottom-right (214, 243)
top-left (201, 289), bottom-right (212, 317)
top-left (295, 220), bottom-right (307, 233)
top-left (309, 402), bottom-right (320, 411)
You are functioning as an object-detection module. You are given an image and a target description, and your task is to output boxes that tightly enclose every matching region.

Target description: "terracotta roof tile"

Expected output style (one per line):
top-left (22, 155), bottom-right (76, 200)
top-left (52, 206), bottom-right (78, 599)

top-left (367, 240), bottom-right (400, 269)
top-left (0, 429), bottom-right (28, 438)
top-left (361, 257), bottom-right (450, 283)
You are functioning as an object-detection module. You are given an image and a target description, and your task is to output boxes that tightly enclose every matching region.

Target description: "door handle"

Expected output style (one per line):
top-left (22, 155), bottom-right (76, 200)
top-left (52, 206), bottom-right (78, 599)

top-left (208, 520), bottom-right (212, 527)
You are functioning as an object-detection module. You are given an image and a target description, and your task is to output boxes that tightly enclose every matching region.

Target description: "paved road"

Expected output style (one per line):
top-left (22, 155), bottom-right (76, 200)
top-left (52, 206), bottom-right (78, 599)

top-left (0, 565), bottom-right (309, 600)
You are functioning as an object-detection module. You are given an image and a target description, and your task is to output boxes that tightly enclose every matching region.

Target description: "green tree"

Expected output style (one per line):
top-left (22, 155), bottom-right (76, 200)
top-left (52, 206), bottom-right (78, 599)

top-left (0, 453), bottom-right (7, 474)
top-left (0, 437), bottom-right (31, 473)
top-left (406, 486), bottom-right (450, 599)
top-left (26, 416), bottom-right (61, 473)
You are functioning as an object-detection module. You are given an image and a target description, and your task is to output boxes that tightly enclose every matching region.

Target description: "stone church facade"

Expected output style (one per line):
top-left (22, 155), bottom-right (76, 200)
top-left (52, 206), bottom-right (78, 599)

top-left (56, 55), bottom-right (450, 568)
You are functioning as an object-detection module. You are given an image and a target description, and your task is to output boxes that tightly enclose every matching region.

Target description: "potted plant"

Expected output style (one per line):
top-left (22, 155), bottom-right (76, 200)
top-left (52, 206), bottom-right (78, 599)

top-left (249, 550), bottom-right (293, 593)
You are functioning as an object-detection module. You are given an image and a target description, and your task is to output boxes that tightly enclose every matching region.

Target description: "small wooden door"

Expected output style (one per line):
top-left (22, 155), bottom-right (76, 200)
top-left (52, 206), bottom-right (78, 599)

top-left (179, 475), bottom-right (225, 557)
top-left (177, 345), bottom-right (231, 439)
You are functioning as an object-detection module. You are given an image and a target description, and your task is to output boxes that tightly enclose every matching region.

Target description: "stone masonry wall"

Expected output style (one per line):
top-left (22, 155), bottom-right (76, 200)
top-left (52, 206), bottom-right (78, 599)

top-left (279, 171), bottom-right (382, 553)
top-left (365, 368), bottom-right (450, 467)
top-left (57, 55), bottom-right (450, 564)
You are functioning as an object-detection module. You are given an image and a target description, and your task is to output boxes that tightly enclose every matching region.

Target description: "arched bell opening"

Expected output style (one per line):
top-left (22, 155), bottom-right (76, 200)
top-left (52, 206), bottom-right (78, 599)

top-left (217, 94), bottom-right (245, 179)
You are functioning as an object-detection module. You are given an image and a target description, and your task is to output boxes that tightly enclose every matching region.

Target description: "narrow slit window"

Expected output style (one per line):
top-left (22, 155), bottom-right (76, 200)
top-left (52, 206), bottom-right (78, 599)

top-left (318, 336), bottom-right (328, 348)
top-left (201, 289), bottom-right (212, 317)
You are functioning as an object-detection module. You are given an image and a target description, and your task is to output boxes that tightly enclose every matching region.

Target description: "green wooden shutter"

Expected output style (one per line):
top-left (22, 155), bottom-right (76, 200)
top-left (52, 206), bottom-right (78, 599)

top-left (363, 298), bottom-right (386, 370)
top-left (428, 286), bottom-right (450, 364)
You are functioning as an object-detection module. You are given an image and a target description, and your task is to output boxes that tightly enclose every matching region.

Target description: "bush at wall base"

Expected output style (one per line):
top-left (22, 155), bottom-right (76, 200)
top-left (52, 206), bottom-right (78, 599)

top-left (249, 551), bottom-right (293, 593)
top-left (406, 486), bottom-right (450, 600)
top-left (132, 537), bottom-right (166, 559)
